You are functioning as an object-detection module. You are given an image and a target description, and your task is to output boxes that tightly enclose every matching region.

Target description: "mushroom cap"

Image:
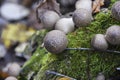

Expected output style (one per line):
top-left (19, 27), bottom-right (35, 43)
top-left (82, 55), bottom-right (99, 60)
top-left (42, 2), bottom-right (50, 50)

top-left (111, 1), bottom-right (120, 21)
top-left (40, 10), bottom-right (60, 30)
top-left (105, 25), bottom-right (120, 45)
top-left (75, 0), bottom-right (92, 13)
top-left (5, 76), bottom-right (17, 80)
top-left (44, 30), bottom-right (68, 54)
top-left (55, 18), bottom-right (75, 34)
top-left (72, 8), bottom-right (92, 27)
top-left (8, 63), bottom-right (21, 77)
top-left (91, 34), bottom-right (108, 51)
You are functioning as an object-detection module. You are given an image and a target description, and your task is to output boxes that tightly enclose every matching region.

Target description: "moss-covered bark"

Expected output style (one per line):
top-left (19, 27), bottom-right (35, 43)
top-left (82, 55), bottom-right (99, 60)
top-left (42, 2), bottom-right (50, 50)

top-left (21, 0), bottom-right (120, 80)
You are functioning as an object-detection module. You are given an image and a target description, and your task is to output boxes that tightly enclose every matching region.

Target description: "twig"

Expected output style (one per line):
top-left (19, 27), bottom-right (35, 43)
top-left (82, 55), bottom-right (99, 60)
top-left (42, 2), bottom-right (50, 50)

top-left (66, 48), bottom-right (93, 51)
top-left (46, 70), bottom-right (77, 80)
top-left (66, 48), bottom-right (120, 54)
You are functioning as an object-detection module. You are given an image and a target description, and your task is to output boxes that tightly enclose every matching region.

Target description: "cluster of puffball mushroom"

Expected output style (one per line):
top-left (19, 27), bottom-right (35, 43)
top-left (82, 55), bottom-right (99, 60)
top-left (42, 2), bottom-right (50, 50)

top-left (91, 1), bottom-right (120, 51)
top-left (91, 25), bottom-right (120, 51)
top-left (41, 0), bottom-right (93, 54)
top-left (42, 0), bottom-right (120, 54)
top-left (40, 0), bottom-right (92, 33)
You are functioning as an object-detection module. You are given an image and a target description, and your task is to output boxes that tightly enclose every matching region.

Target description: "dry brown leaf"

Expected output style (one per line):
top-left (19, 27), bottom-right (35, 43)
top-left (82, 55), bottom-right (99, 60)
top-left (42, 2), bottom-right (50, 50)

top-left (36, 0), bottom-right (61, 22)
top-left (28, 10), bottom-right (43, 30)
top-left (92, 0), bottom-right (104, 13)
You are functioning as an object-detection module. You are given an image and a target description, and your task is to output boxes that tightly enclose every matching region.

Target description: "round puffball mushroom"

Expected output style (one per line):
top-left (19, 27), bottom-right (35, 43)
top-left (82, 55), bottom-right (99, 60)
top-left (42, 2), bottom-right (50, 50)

top-left (5, 76), bottom-right (17, 80)
top-left (91, 34), bottom-right (108, 51)
top-left (111, 1), bottom-right (120, 21)
top-left (8, 63), bottom-right (21, 77)
top-left (55, 18), bottom-right (75, 34)
top-left (105, 25), bottom-right (120, 45)
top-left (44, 30), bottom-right (68, 54)
top-left (75, 0), bottom-right (92, 13)
top-left (72, 8), bottom-right (92, 27)
top-left (40, 10), bottom-right (60, 30)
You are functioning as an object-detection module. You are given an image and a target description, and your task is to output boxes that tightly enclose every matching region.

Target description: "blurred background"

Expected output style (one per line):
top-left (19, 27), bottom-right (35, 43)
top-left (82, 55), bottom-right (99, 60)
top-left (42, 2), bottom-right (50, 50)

top-left (0, 0), bottom-right (43, 79)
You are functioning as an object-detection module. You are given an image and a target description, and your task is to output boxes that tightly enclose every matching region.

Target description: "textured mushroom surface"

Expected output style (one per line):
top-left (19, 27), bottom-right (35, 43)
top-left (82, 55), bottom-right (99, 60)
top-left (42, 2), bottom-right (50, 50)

top-left (21, 1), bottom-right (120, 80)
top-left (44, 30), bottom-right (68, 54)
top-left (111, 1), bottom-right (120, 21)
top-left (75, 0), bottom-right (92, 13)
top-left (40, 10), bottom-right (60, 30)
top-left (91, 34), bottom-right (108, 51)
top-left (72, 8), bottom-right (92, 27)
top-left (105, 25), bottom-right (120, 45)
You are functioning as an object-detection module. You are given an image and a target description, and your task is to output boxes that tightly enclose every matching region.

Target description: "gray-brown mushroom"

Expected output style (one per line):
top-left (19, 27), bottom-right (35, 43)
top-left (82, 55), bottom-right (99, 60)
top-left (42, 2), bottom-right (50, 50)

top-left (75, 0), bottom-right (92, 13)
top-left (91, 34), bottom-right (108, 51)
top-left (72, 0), bottom-right (93, 27)
top-left (105, 25), bottom-right (120, 45)
top-left (44, 30), bottom-right (68, 54)
top-left (72, 8), bottom-right (92, 27)
top-left (111, 1), bottom-right (120, 21)
top-left (40, 10), bottom-right (60, 30)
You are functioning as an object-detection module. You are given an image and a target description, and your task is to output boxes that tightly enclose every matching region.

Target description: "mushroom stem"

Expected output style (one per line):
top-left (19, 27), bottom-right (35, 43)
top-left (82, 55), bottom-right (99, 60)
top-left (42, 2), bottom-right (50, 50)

top-left (46, 70), bottom-right (77, 80)
top-left (66, 48), bottom-right (120, 54)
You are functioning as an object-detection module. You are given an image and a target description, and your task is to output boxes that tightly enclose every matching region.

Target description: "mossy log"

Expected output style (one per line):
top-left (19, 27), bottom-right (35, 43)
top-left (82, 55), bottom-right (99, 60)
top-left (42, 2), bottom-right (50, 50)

top-left (21, 0), bottom-right (120, 80)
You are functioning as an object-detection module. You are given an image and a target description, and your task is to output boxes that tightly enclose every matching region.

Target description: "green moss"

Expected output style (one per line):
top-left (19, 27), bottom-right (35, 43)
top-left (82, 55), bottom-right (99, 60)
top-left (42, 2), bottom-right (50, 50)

top-left (21, 30), bottom-right (48, 79)
top-left (21, 1), bottom-right (120, 80)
